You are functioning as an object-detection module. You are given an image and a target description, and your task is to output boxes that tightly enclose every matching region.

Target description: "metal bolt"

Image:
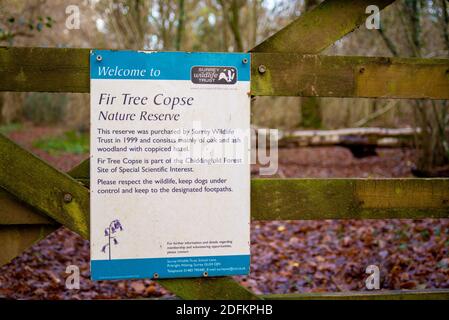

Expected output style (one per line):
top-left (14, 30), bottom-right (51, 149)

top-left (258, 65), bottom-right (267, 74)
top-left (96, 55), bottom-right (102, 62)
top-left (153, 273), bottom-right (159, 279)
top-left (63, 193), bottom-right (73, 203)
top-left (242, 58), bottom-right (248, 64)
top-left (203, 271), bottom-right (209, 277)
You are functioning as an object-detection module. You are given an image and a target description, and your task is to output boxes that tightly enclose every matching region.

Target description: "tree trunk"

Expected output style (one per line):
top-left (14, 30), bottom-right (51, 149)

top-left (219, 0), bottom-right (244, 52)
top-left (175, 0), bottom-right (185, 50)
top-left (251, 0), bottom-right (259, 47)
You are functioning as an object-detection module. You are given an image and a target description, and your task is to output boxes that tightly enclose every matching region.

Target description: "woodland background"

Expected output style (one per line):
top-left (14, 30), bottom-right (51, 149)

top-left (0, 0), bottom-right (449, 299)
top-left (1, 0), bottom-right (449, 172)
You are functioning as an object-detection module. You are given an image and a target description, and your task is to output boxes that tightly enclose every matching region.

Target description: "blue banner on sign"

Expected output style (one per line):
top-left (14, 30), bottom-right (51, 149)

top-left (90, 50), bottom-right (251, 81)
top-left (91, 255), bottom-right (250, 280)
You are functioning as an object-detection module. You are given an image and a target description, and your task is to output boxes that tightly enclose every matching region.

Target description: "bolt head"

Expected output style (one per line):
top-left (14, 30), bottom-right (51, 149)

top-left (258, 65), bottom-right (267, 74)
top-left (96, 55), bottom-right (102, 62)
top-left (242, 58), bottom-right (248, 64)
top-left (63, 193), bottom-right (73, 203)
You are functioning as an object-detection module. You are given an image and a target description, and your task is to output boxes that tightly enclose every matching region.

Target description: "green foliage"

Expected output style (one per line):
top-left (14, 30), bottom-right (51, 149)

top-left (23, 93), bottom-right (68, 125)
top-left (0, 15), bottom-right (53, 44)
top-left (0, 123), bottom-right (22, 135)
top-left (33, 131), bottom-right (89, 155)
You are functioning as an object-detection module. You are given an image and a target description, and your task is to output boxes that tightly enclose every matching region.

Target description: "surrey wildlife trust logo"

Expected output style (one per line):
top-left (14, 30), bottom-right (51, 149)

top-left (191, 66), bottom-right (237, 84)
top-left (101, 219), bottom-right (123, 260)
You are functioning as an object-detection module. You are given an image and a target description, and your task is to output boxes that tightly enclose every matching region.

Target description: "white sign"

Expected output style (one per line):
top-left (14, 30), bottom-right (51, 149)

top-left (90, 50), bottom-right (251, 280)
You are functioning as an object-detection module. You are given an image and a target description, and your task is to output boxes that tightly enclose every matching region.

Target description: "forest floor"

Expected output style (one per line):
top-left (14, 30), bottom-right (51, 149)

top-left (1, 125), bottom-right (448, 299)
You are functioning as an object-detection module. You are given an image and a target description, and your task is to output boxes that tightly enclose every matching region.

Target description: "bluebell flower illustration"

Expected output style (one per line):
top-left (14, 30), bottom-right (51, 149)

top-left (101, 219), bottom-right (123, 260)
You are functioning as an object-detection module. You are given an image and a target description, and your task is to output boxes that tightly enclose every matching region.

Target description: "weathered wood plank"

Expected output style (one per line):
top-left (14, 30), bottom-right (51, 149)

top-left (0, 187), bottom-right (55, 224)
top-left (0, 225), bottom-right (58, 266)
top-left (0, 155), bottom-right (91, 226)
top-left (68, 158), bottom-right (90, 180)
top-left (2, 176), bottom-right (448, 224)
top-left (2, 47), bottom-right (449, 100)
top-left (252, 178), bottom-right (449, 220)
top-left (69, 159), bottom-right (449, 220)
top-left (251, 53), bottom-right (449, 99)
top-left (0, 134), bottom-right (89, 238)
top-left (251, 0), bottom-right (395, 53)
top-left (0, 46), bottom-right (89, 93)
top-left (160, 278), bottom-right (261, 300)
top-left (52, 159), bottom-right (449, 221)
top-left (262, 289), bottom-right (449, 300)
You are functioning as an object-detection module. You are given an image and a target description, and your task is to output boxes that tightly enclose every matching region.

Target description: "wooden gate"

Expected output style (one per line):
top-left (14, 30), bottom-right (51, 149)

top-left (1, 0), bottom-right (449, 299)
